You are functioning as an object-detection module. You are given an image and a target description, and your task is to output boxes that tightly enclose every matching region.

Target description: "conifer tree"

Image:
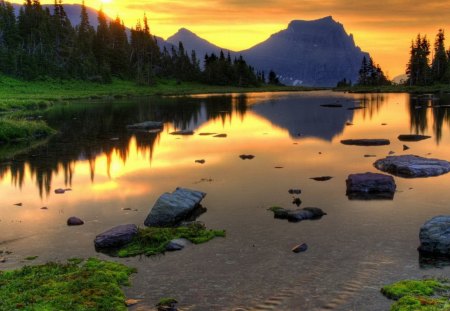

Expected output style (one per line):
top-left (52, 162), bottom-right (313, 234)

top-left (431, 29), bottom-right (448, 82)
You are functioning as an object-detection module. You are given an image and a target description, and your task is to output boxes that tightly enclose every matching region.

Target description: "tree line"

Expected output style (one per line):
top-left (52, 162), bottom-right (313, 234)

top-left (406, 29), bottom-right (450, 86)
top-left (0, 0), bottom-right (274, 86)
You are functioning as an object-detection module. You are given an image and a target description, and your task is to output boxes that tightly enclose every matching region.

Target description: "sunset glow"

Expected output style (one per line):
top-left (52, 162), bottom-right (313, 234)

top-left (9, 0), bottom-right (450, 82)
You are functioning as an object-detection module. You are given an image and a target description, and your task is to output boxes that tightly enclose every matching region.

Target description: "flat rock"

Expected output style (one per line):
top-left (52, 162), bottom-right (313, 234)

top-left (374, 155), bottom-right (450, 178)
top-left (67, 217), bottom-right (84, 226)
top-left (418, 216), bottom-right (450, 255)
top-left (270, 207), bottom-right (326, 222)
top-left (94, 224), bottom-right (138, 249)
top-left (214, 133), bottom-right (227, 138)
top-left (54, 188), bottom-right (66, 194)
top-left (341, 139), bottom-right (390, 146)
top-left (170, 130), bottom-right (194, 135)
top-left (310, 176), bottom-right (333, 181)
top-left (144, 188), bottom-right (206, 227)
top-left (166, 238), bottom-right (191, 251)
top-left (126, 121), bottom-right (163, 130)
top-left (398, 134), bottom-right (431, 142)
top-left (346, 172), bottom-right (396, 200)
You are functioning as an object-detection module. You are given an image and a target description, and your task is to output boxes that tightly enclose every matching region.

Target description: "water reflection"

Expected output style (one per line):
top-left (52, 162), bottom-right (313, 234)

top-left (409, 94), bottom-right (450, 144)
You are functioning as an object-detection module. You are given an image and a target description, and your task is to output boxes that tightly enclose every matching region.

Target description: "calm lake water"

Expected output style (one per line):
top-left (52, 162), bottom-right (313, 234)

top-left (1, 91), bottom-right (450, 310)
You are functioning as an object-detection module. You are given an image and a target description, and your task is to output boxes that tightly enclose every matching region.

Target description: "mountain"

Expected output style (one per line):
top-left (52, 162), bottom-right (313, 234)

top-left (240, 17), bottom-right (368, 86)
top-left (167, 17), bottom-right (369, 87)
top-left (167, 28), bottom-right (233, 59)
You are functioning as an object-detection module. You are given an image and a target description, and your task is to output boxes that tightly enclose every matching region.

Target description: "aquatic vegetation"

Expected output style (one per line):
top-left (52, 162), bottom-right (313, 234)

top-left (0, 119), bottom-right (54, 143)
top-left (381, 279), bottom-right (450, 311)
top-left (0, 258), bottom-right (136, 311)
top-left (117, 222), bottom-right (225, 257)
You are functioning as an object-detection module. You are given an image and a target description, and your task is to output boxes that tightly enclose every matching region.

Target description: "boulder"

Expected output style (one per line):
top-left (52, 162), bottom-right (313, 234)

top-left (418, 216), bottom-right (450, 256)
top-left (346, 172), bottom-right (396, 200)
top-left (67, 217), bottom-right (84, 226)
top-left (374, 155), bottom-right (450, 178)
top-left (341, 139), bottom-right (390, 146)
top-left (126, 121), bottom-right (163, 130)
top-left (94, 224), bottom-right (138, 249)
top-left (398, 134), bottom-right (431, 142)
top-left (269, 207), bottom-right (326, 222)
top-left (144, 188), bottom-right (206, 227)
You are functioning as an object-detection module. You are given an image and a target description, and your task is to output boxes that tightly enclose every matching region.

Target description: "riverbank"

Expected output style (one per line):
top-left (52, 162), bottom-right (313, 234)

top-left (334, 84), bottom-right (450, 94)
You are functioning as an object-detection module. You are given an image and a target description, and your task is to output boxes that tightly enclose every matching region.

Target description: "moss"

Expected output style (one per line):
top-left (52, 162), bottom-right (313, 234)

top-left (382, 279), bottom-right (450, 311)
top-left (117, 222), bottom-right (225, 257)
top-left (268, 206), bottom-right (284, 212)
top-left (157, 297), bottom-right (178, 306)
top-left (0, 258), bottom-right (136, 311)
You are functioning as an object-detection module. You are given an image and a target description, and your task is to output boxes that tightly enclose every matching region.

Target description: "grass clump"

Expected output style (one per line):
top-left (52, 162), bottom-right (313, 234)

top-left (0, 119), bottom-right (55, 143)
top-left (157, 297), bottom-right (178, 306)
top-left (381, 279), bottom-right (450, 311)
top-left (0, 258), bottom-right (136, 311)
top-left (117, 222), bottom-right (225, 257)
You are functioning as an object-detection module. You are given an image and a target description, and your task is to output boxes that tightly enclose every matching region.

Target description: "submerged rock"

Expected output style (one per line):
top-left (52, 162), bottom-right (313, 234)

top-left (144, 188), bottom-right (206, 227)
top-left (94, 224), bottom-right (138, 249)
top-left (374, 155), bottom-right (450, 178)
top-left (67, 217), bottom-right (84, 226)
top-left (418, 216), bottom-right (450, 256)
top-left (126, 121), bottom-right (163, 130)
top-left (346, 172), bottom-right (396, 200)
top-left (398, 134), bottom-right (431, 142)
top-left (341, 139), bottom-right (390, 146)
top-left (269, 206), bottom-right (326, 222)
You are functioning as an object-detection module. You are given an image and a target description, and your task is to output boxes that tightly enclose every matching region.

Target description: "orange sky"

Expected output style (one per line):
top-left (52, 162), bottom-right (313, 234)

top-left (12, 0), bottom-right (450, 77)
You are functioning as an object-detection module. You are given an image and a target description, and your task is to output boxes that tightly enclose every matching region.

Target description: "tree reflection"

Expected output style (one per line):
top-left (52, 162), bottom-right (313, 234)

top-left (0, 95), bottom-right (247, 196)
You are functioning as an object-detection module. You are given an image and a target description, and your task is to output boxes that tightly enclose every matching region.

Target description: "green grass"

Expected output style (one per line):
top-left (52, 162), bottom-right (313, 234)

top-left (0, 258), bottom-right (136, 311)
top-left (381, 279), bottom-right (450, 311)
top-left (0, 119), bottom-right (54, 144)
top-left (117, 222), bottom-right (225, 257)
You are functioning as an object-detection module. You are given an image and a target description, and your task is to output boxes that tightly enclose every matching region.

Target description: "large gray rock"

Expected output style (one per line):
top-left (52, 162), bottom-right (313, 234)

top-left (374, 155), bottom-right (450, 178)
top-left (346, 172), bottom-right (396, 200)
top-left (94, 224), bottom-right (138, 249)
top-left (341, 139), bottom-right (390, 146)
top-left (144, 188), bottom-right (206, 227)
top-left (418, 216), bottom-right (450, 255)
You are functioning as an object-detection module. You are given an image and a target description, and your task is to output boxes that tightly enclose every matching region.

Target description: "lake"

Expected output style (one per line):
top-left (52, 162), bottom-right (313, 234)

top-left (1, 91), bottom-right (450, 310)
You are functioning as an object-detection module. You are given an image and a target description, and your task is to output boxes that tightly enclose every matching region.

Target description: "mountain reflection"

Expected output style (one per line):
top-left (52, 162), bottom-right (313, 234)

top-left (408, 94), bottom-right (450, 144)
top-left (0, 95), bottom-right (247, 197)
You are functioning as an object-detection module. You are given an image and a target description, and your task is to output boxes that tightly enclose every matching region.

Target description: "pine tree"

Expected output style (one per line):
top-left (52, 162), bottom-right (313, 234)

top-left (431, 29), bottom-right (448, 82)
top-left (93, 7), bottom-right (112, 82)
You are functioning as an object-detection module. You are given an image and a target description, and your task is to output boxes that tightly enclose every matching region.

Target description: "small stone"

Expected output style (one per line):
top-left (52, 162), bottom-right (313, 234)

top-left (274, 166), bottom-right (284, 169)
top-left (67, 217), bottom-right (84, 226)
top-left (195, 159), bottom-right (206, 164)
top-left (0, 257), bottom-right (6, 263)
top-left (398, 134), bottom-right (431, 142)
top-left (213, 134), bottom-right (227, 138)
top-left (346, 122), bottom-right (353, 126)
top-left (292, 243), bottom-right (308, 253)
top-left (170, 130), bottom-right (194, 135)
top-left (341, 139), bottom-right (390, 146)
top-left (389, 151), bottom-right (395, 155)
top-left (381, 123), bottom-right (387, 126)
top-left (166, 239), bottom-right (190, 251)
top-left (292, 198), bottom-right (302, 206)
top-left (122, 208), bottom-right (132, 211)
top-left (364, 154), bottom-right (377, 158)
top-left (239, 154), bottom-right (255, 160)
top-left (41, 207), bottom-right (48, 210)
top-left (321, 104), bottom-right (342, 108)
top-left (288, 189), bottom-right (301, 195)
top-left (310, 176), bottom-right (333, 181)
top-left (403, 145), bottom-right (410, 151)
top-left (14, 203), bottom-right (22, 207)
top-left (198, 133), bottom-right (216, 136)
top-left (55, 188), bottom-right (66, 194)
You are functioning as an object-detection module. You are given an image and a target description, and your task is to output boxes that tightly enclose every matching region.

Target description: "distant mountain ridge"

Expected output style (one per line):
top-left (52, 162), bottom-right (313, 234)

top-left (10, 3), bottom-right (368, 86)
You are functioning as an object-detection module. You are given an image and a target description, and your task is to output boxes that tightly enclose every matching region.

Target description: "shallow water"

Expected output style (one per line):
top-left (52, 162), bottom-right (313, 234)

top-left (1, 91), bottom-right (450, 310)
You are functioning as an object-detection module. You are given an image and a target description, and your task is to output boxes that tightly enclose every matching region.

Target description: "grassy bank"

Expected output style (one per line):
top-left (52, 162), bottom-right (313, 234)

top-left (335, 84), bottom-right (450, 94)
top-left (0, 75), bottom-right (322, 110)
top-left (0, 258), bottom-right (136, 311)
